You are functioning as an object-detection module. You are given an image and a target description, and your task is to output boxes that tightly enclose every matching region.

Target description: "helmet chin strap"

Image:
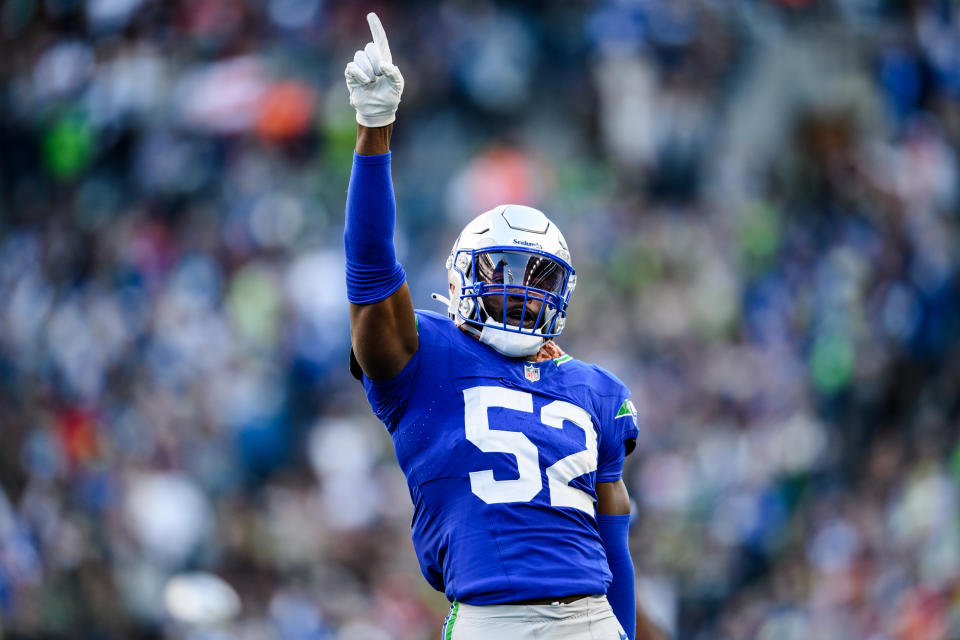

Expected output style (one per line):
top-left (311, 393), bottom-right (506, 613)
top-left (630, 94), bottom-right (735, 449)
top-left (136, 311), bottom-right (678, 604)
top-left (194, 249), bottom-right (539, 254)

top-left (478, 316), bottom-right (544, 357)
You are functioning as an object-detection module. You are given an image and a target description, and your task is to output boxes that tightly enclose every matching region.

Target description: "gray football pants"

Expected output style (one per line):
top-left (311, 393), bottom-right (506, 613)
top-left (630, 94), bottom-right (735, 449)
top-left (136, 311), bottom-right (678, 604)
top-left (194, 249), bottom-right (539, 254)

top-left (441, 595), bottom-right (627, 640)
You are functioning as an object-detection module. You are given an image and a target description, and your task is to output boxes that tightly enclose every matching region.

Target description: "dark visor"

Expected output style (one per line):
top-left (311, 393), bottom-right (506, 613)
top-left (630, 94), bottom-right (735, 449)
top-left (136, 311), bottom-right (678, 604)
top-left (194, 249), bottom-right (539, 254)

top-left (474, 251), bottom-right (568, 296)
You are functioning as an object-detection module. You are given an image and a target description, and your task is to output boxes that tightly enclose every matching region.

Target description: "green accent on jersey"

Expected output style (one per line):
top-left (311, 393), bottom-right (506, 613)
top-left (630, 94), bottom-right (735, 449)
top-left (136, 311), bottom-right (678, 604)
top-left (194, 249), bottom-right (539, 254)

top-left (444, 602), bottom-right (459, 640)
top-left (415, 314), bottom-right (419, 331)
top-left (616, 400), bottom-right (633, 418)
top-left (554, 354), bottom-right (573, 366)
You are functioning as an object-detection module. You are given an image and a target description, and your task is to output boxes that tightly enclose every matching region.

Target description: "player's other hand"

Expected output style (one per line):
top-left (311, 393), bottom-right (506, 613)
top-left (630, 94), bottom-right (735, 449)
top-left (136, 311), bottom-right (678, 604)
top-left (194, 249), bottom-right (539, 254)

top-left (344, 12), bottom-right (404, 127)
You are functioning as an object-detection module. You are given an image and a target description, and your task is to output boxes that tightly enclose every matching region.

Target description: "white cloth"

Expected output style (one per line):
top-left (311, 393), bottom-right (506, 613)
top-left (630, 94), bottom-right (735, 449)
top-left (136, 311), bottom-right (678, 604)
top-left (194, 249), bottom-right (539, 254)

top-left (442, 596), bottom-right (627, 640)
top-left (344, 13), bottom-right (404, 127)
top-left (478, 315), bottom-right (544, 357)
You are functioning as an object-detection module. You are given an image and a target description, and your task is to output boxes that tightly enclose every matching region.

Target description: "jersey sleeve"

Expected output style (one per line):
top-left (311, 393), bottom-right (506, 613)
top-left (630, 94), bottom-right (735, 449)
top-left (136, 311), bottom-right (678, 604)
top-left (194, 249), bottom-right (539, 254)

top-left (360, 311), bottom-right (453, 431)
top-left (596, 389), bottom-right (640, 484)
top-left (361, 312), bottom-right (434, 430)
top-left (361, 346), bottom-right (422, 431)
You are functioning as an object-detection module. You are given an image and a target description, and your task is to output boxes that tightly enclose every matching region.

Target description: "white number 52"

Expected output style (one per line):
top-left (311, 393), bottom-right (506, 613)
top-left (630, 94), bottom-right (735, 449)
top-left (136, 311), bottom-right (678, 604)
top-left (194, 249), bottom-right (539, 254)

top-left (463, 386), bottom-right (598, 514)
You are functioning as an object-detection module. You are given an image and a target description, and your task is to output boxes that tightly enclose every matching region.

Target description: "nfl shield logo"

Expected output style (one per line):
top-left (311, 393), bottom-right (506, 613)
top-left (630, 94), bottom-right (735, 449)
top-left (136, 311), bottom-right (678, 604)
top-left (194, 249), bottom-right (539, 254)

top-left (524, 364), bottom-right (540, 382)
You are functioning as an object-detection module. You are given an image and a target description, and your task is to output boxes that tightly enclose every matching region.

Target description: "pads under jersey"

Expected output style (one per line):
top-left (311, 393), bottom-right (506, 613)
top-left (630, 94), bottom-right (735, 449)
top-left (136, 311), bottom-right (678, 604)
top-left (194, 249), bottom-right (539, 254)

top-left (361, 310), bottom-right (639, 605)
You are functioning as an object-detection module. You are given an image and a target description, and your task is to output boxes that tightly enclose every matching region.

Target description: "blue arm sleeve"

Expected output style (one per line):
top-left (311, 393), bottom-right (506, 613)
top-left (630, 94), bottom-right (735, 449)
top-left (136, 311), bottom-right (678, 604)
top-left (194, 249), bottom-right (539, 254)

top-left (598, 513), bottom-right (636, 640)
top-left (344, 152), bottom-right (407, 304)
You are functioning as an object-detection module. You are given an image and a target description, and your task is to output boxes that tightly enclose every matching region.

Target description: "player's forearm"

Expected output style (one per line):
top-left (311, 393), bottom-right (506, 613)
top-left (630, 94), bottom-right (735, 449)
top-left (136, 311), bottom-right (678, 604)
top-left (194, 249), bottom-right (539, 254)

top-left (599, 513), bottom-right (636, 639)
top-left (344, 150), bottom-right (404, 304)
top-left (356, 123), bottom-right (392, 155)
top-left (596, 481), bottom-right (636, 638)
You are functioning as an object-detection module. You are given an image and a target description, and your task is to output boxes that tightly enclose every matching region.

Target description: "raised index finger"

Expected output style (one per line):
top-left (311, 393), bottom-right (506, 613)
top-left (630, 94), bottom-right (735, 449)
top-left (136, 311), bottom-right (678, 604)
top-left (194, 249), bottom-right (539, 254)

top-left (367, 12), bottom-right (392, 65)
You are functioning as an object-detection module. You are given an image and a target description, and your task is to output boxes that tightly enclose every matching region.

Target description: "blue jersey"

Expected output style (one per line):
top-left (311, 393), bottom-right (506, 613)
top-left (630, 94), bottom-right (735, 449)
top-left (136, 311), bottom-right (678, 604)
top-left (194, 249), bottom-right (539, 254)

top-left (361, 310), bottom-right (639, 605)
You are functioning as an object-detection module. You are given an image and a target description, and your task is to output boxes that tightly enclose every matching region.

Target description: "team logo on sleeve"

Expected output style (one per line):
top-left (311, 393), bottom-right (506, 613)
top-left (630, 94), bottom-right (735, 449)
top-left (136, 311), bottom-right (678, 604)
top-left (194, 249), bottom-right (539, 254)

top-left (524, 363), bottom-right (540, 382)
top-left (615, 399), bottom-right (638, 426)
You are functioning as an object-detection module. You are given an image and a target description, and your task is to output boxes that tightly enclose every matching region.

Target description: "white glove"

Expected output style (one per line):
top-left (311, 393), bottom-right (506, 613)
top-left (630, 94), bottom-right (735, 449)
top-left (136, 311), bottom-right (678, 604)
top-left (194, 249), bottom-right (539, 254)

top-left (344, 13), bottom-right (404, 127)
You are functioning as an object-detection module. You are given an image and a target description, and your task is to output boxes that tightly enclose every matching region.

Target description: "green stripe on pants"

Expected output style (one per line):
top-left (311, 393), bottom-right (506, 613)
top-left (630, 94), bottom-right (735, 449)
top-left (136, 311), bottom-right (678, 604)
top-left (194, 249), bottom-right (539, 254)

top-left (444, 602), bottom-right (459, 640)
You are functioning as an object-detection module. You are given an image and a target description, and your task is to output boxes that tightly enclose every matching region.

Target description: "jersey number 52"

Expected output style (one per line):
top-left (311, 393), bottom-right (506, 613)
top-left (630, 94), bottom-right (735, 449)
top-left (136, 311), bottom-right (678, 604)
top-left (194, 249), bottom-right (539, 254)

top-left (464, 386), bottom-right (597, 514)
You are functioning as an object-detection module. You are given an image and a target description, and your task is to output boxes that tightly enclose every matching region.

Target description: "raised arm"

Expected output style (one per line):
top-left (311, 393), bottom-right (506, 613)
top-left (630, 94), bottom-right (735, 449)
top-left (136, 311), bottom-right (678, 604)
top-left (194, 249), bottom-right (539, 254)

top-left (344, 14), bottom-right (417, 381)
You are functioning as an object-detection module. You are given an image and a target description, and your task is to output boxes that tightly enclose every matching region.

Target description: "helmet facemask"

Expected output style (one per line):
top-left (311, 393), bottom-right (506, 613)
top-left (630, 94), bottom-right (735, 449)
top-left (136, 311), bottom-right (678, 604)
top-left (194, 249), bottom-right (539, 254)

top-left (450, 246), bottom-right (575, 355)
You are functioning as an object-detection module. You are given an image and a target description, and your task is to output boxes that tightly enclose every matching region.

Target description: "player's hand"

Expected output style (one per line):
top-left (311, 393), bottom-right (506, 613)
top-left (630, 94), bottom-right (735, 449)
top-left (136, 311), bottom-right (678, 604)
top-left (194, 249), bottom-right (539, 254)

top-left (344, 13), bottom-right (404, 127)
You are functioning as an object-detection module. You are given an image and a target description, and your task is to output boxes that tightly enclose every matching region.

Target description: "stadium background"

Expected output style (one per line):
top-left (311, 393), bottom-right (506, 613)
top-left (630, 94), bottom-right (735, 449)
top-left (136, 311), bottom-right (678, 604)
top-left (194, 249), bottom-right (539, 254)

top-left (1, 0), bottom-right (959, 638)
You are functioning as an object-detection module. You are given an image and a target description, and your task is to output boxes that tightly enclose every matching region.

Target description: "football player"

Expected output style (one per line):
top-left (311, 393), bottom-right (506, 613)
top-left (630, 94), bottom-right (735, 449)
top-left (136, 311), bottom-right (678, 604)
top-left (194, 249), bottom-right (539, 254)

top-left (344, 13), bottom-right (649, 640)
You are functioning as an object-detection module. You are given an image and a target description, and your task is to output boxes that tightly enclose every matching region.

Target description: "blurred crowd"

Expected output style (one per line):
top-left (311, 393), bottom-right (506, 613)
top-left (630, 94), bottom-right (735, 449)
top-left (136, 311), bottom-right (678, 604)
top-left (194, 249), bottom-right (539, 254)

top-left (1, 0), bottom-right (958, 638)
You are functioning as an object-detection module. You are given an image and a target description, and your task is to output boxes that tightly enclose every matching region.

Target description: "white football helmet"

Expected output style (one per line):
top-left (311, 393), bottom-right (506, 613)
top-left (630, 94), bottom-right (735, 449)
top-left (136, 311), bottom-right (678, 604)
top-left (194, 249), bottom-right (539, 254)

top-left (435, 204), bottom-right (576, 357)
